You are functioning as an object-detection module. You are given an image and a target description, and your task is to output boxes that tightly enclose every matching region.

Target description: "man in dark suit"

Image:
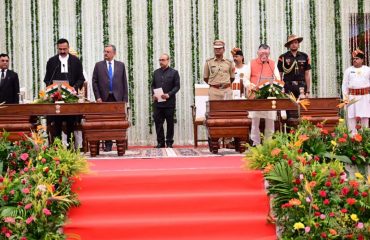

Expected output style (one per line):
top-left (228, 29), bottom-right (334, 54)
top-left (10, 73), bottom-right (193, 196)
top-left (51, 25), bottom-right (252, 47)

top-left (152, 54), bottom-right (180, 148)
top-left (92, 44), bottom-right (128, 151)
top-left (0, 53), bottom-right (19, 104)
top-left (43, 38), bottom-right (85, 146)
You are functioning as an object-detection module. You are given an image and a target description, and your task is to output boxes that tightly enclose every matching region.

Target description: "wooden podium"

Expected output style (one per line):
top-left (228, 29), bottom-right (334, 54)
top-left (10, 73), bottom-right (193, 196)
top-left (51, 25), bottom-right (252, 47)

top-left (205, 98), bottom-right (340, 154)
top-left (0, 102), bottom-right (129, 157)
top-left (205, 99), bottom-right (297, 154)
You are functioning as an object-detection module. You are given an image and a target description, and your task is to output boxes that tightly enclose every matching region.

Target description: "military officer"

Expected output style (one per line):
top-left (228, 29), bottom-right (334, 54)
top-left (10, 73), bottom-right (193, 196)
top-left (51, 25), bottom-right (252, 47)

top-left (277, 34), bottom-right (311, 98)
top-left (203, 40), bottom-right (235, 100)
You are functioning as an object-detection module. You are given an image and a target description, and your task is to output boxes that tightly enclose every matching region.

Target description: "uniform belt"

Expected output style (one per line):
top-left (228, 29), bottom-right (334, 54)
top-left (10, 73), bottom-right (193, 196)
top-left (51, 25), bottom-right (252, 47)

top-left (348, 87), bottom-right (370, 95)
top-left (210, 83), bottom-right (231, 89)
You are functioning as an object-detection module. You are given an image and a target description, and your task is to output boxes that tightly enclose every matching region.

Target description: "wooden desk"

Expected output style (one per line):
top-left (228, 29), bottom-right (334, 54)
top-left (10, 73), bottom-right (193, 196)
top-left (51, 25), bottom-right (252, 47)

top-left (205, 99), bottom-right (298, 154)
top-left (0, 103), bottom-right (129, 157)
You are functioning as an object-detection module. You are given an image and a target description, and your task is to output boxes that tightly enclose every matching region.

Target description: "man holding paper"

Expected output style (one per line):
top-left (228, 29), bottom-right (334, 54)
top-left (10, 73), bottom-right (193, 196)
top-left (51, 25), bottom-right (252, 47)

top-left (151, 53), bottom-right (180, 148)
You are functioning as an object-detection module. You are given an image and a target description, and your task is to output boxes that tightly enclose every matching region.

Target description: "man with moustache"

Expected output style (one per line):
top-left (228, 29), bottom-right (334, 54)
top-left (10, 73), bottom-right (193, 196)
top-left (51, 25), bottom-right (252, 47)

top-left (44, 38), bottom-right (85, 146)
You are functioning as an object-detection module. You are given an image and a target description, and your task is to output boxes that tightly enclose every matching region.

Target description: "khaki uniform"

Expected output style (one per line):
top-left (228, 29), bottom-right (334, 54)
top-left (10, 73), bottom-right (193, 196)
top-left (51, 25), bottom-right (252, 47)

top-left (204, 57), bottom-right (234, 100)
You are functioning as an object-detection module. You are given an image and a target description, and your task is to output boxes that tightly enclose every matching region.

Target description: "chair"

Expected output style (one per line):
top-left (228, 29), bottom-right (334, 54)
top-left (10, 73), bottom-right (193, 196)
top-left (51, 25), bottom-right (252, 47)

top-left (191, 84), bottom-right (209, 147)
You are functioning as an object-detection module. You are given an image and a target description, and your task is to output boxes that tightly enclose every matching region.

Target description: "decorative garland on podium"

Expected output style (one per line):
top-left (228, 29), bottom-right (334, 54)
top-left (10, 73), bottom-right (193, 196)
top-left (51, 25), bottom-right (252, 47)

top-left (236, 0), bottom-right (243, 49)
top-left (147, 0), bottom-right (154, 133)
top-left (5, 0), bottom-right (14, 69)
top-left (333, 0), bottom-right (343, 95)
top-left (213, 0), bottom-right (219, 40)
top-left (309, 0), bottom-right (318, 95)
top-left (127, 0), bottom-right (135, 125)
top-left (52, 0), bottom-right (59, 50)
top-left (259, 0), bottom-right (267, 44)
top-left (102, 0), bottom-right (109, 45)
top-left (75, 0), bottom-right (83, 63)
top-left (31, 0), bottom-right (41, 99)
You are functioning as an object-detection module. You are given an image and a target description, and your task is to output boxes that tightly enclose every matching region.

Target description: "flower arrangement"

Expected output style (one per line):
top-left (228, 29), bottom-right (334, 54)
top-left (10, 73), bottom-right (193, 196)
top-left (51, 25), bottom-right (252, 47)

top-left (254, 79), bottom-right (287, 99)
top-left (245, 120), bottom-right (370, 239)
top-left (34, 83), bottom-right (79, 103)
top-left (0, 126), bottom-right (89, 239)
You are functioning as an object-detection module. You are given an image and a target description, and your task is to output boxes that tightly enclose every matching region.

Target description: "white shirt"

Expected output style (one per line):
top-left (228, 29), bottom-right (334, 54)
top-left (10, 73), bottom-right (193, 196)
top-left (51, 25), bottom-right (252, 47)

top-left (59, 54), bottom-right (69, 73)
top-left (234, 64), bottom-right (248, 84)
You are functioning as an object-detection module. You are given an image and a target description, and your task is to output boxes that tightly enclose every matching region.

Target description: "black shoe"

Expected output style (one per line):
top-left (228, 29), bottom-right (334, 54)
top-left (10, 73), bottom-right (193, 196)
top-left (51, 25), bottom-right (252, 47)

top-left (166, 144), bottom-right (173, 148)
top-left (155, 144), bottom-right (165, 148)
top-left (104, 146), bottom-right (112, 152)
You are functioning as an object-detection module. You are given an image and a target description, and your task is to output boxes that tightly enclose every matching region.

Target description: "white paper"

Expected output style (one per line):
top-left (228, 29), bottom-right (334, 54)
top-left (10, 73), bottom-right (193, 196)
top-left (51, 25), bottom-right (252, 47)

top-left (153, 88), bottom-right (166, 102)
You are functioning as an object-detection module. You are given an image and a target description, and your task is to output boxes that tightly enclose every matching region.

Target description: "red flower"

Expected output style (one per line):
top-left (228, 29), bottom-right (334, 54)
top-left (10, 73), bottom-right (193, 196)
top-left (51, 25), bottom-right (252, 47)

top-left (321, 129), bottom-right (328, 135)
top-left (295, 178), bottom-right (301, 184)
top-left (330, 170), bottom-right (337, 177)
top-left (338, 137), bottom-right (346, 143)
top-left (362, 192), bottom-right (368, 197)
top-left (314, 211), bottom-right (321, 216)
top-left (325, 181), bottom-right (332, 187)
top-left (313, 156), bottom-right (320, 162)
top-left (329, 212), bottom-right (335, 217)
top-left (281, 203), bottom-right (292, 208)
top-left (323, 199), bottom-right (330, 205)
top-left (342, 187), bottom-right (350, 195)
top-left (353, 190), bottom-right (359, 196)
top-left (2, 195), bottom-right (8, 201)
top-left (351, 155), bottom-right (356, 161)
top-left (293, 187), bottom-right (299, 192)
top-left (346, 198), bottom-right (356, 205)
top-left (319, 190), bottom-right (327, 198)
top-left (340, 208), bottom-right (347, 213)
top-left (321, 232), bottom-right (327, 238)
top-left (282, 154), bottom-right (288, 159)
top-left (288, 159), bottom-right (293, 166)
top-left (316, 123), bottom-right (323, 128)
top-left (42, 208), bottom-right (52, 216)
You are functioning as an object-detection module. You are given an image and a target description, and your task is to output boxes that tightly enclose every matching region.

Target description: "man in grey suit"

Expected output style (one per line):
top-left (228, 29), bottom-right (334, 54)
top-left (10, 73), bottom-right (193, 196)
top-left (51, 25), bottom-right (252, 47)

top-left (92, 44), bottom-right (128, 151)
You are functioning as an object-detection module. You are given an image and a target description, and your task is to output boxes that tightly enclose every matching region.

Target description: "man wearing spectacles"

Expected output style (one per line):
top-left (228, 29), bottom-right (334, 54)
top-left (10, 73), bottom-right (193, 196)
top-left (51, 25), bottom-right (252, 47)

top-left (151, 54), bottom-right (180, 148)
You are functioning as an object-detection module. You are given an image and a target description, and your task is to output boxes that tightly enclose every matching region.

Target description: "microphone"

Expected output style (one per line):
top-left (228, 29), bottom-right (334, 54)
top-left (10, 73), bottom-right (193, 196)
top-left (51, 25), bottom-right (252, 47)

top-left (266, 60), bottom-right (279, 80)
top-left (47, 63), bottom-right (59, 86)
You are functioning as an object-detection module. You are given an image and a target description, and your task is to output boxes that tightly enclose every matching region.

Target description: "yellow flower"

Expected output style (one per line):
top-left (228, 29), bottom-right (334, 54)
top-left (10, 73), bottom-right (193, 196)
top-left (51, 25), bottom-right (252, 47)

top-left (39, 90), bottom-right (46, 98)
top-left (350, 214), bottom-right (359, 222)
top-left (339, 118), bottom-right (344, 123)
top-left (355, 172), bottom-right (364, 180)
top-left (293, 222), bottom-right (305, 230)
top-left (331, 140), bottom-right (337, 146)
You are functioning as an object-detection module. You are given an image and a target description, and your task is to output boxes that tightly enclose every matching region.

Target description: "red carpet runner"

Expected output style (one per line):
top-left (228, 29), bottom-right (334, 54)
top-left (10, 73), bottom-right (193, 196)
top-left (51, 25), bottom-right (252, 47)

top-left (64, 156), bottom-right (276, 240)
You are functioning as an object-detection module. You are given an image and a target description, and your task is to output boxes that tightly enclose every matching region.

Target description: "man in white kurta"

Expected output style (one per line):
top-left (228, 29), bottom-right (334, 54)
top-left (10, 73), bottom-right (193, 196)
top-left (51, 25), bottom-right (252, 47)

top-left (244, 44), bottom-right (281, 146)
top-left (342, 49), bottom-right (370, 135)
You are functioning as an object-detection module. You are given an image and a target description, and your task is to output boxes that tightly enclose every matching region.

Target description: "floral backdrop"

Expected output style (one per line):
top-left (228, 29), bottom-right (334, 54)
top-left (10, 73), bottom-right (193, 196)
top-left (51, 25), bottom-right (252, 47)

top-left (0, 0), bottom-right (369, 145)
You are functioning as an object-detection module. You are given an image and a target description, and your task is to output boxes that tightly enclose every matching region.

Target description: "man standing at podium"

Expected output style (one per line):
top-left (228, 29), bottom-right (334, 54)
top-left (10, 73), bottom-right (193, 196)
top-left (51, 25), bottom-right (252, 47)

top-left (92, 44), bottom-right (128, 152)
top-left (44, 38), bottom-right (85, 146)
top-left (245, 44), bottom-right (280, 146)
top-left (151, 54), bottom-right (180, 148)
top-left (0, 53), bottom-right (20, 104)
top-left (342, 49), bottom-right (370, 135)
top-left (203, 40), bottom-right (235, 100)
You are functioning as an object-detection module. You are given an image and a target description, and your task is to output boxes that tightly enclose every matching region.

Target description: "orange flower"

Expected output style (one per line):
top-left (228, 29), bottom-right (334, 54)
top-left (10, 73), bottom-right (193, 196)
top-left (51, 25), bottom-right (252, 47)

top-left (354, 134), bottom-right (362, 142)
top-left (263, 164), bottom-right (274, 174)
top-left (297, 156), bottom-right (307, 164)
top-left (309, 181), bottom-right (317, 188)
top-left (329, 229), bottom-right (337, 235)
top-left (299, 134), bottom-right (310, 142)
top-left (312, 204), bottom-right (319, 211)
top-left (289, 198), bottom-right (302, 206)
top-left (271, 148), bottom-right (281, 157)
top-left (349, 180), bottom-right (359, 189)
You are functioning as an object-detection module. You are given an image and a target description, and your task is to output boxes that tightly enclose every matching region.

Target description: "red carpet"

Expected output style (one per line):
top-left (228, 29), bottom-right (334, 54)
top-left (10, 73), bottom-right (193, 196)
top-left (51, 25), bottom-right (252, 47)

top-left (64, 156), bottom-right (276, 240)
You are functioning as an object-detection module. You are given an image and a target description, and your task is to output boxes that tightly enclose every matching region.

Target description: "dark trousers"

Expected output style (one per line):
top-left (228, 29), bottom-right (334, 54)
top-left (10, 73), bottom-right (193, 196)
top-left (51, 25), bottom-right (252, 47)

top-left (48, 116), bottom-right (76, 146)
top-left (104, 93), bottom-right (116, 149)
top-left (154, 107), bottom-right (175, 146)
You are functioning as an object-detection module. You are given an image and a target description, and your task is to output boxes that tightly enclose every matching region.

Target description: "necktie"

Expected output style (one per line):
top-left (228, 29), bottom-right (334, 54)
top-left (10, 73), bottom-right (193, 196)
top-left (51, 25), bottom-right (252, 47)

top-left (108, 62), bottom-right (113, 92)
top-left (0, 69), bottom-right (4, 85)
